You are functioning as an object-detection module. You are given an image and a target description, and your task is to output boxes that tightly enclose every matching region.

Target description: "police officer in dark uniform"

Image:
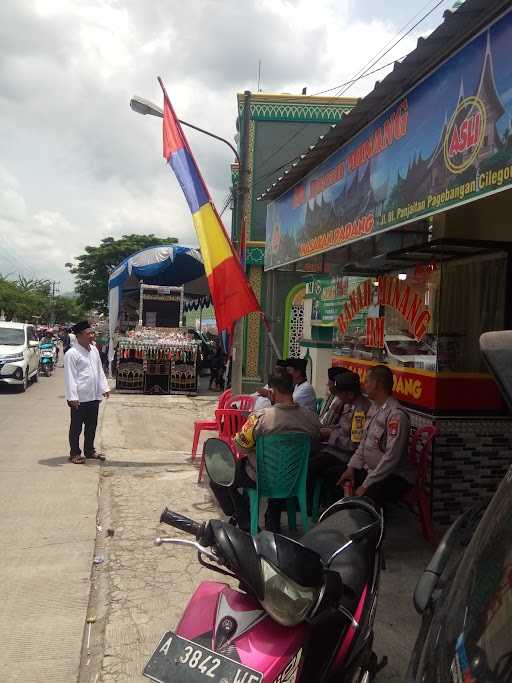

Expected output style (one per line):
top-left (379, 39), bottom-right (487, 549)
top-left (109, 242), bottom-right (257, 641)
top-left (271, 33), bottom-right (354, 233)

top-left (308, 371), bottom-right (371, 500)
top-left (319, 366), bottom-right (349, 425)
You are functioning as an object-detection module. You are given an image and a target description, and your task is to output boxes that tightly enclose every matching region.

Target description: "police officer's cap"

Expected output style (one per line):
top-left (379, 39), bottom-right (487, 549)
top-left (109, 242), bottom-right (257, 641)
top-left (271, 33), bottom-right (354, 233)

top-left (334, 371), bottom-right (360, 393)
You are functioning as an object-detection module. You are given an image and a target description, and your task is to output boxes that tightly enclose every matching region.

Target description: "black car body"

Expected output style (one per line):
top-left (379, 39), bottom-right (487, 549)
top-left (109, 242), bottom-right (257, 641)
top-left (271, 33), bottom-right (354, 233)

top-left (407, 473), bottom-right (512, 682)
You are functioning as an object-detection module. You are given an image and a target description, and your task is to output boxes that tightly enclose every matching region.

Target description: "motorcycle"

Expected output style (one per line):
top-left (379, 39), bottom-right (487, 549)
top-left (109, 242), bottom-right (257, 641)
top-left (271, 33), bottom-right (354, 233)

top-left (39, 342), bottom-right (56, 376)
top-left (143, 438), bottom-right (386, 683)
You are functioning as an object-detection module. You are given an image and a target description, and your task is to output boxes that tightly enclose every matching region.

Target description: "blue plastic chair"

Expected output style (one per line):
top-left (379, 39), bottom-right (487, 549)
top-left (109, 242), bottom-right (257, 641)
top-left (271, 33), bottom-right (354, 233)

top-left (246, 432), bottom-right (311, 536)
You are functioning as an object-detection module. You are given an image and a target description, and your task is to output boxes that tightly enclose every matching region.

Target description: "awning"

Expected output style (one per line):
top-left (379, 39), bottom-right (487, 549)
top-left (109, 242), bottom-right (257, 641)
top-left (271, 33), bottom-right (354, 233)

top-left (107, 244), bottom-right (207, 361)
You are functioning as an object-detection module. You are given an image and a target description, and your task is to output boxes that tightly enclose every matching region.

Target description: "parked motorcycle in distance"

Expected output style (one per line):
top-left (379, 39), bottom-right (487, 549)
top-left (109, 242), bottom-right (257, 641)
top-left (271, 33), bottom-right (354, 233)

top-left (39, 341), bottom-right (56, 376)
top-left (406, 330), bottom-right (512, 682)
top-left (143, 438), bottom-right (386, 683)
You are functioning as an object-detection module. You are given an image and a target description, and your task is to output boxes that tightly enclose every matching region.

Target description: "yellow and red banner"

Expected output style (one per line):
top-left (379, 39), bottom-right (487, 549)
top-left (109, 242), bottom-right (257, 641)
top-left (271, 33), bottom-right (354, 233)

top-left (332, 356), bottom-right (505, 413)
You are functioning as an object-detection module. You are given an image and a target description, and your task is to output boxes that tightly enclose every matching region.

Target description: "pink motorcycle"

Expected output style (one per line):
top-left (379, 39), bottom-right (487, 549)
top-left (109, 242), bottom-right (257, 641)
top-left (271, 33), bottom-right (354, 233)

top-left (143, 439), bottom-right (386, 683)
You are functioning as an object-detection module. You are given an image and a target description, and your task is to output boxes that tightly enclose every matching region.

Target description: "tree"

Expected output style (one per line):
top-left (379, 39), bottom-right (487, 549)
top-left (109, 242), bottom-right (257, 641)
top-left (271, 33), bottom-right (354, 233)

top-left (0, 274), bottom-right (86, 324)
top-left (0, 275), bottom-right (20, 320)
top-left (53, 295), bottom-right (87, 324)
top-left (66, 234), bottom-right (178, 312)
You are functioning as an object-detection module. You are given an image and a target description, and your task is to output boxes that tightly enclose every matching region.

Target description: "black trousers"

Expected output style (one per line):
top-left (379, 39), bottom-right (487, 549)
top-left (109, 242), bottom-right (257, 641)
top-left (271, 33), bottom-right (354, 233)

top-left (209, 460), bottom-right (282, 532)
top-left (308, 449), bottom-right (352, 503)
top-left (69, 400), bottom-right (100, 457)
top-left (311, 453), bottom-right (411, 508)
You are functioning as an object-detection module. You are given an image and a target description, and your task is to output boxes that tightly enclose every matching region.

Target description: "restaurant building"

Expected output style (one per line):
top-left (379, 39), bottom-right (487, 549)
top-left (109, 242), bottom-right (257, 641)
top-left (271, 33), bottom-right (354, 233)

top-left (260, 0), bottom-right (512, 526)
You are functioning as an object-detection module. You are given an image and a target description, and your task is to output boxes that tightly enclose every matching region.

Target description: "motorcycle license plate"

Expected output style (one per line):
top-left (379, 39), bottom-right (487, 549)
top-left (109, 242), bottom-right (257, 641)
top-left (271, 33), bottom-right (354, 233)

top-left (144, 631), bottom-right (263, 683)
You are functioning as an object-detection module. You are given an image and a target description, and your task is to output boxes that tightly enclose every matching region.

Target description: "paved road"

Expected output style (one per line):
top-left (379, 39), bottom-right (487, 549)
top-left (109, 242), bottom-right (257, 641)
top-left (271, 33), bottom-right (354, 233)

top-left (0, 367), bottom-right (100, 682)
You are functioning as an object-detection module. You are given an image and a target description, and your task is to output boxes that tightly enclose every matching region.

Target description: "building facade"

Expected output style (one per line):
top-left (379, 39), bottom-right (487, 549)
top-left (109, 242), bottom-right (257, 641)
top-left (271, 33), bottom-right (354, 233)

top-left (231, 92), bottom-right (356, 392)
top-left (261, 0), bottom-right (512, 526)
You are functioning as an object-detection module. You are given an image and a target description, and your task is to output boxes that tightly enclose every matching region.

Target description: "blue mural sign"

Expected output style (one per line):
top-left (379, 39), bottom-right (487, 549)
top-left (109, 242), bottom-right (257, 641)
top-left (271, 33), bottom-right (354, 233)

top-left (265, 9), bottom-right (512, 269)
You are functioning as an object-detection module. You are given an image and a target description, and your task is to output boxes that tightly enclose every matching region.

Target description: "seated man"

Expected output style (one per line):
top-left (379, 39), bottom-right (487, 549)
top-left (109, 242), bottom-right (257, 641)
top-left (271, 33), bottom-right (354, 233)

top-left (338, 365), bottom-right (413, 507)
top-left (286, 358), bottom-right (317, 412)
top-left (309, 371), bottom-right (371, 499)
top-left (252, 360), bottom-right (289, 410)
top-left (209, 372), bottom-right (321, 533)
top-left (319, 366), bottom-right (349, 425)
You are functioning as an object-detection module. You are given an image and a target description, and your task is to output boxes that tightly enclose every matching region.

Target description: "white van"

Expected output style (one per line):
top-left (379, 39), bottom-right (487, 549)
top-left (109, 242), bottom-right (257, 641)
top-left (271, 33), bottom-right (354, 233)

top-left (0, 322), bottom-right (40, 391)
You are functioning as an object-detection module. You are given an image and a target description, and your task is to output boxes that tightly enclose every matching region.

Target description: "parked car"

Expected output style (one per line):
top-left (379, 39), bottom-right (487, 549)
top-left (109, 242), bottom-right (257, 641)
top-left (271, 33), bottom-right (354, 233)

top-left (0, 322), bottom-right (40, 391)
top-left (406, 330), bottom-right (512, 682)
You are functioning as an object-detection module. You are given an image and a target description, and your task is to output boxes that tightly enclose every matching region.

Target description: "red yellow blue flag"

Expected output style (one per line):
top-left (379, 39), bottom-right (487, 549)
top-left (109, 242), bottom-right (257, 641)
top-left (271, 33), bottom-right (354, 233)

top-left (159, 78), bottom-right (261, 332)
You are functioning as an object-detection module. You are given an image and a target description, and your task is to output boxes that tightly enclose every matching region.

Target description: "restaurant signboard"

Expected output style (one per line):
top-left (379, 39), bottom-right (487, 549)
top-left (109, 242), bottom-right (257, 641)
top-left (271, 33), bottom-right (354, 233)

top-left (265, 9), bottom-right (512, 270)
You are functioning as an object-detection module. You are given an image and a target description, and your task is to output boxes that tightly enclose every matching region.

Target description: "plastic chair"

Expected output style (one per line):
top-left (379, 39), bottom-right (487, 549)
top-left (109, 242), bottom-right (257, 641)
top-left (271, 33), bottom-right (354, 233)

top-left (245, 432), bottom-right (311, 536)
top-left (198, 408), bottom-right (250, 483)
top-left (226, 394), bottom-right (256, 412)
top-left (405, 425), bottom-right (439, 545)
top-left (191, 388), bottom-right (231, 461)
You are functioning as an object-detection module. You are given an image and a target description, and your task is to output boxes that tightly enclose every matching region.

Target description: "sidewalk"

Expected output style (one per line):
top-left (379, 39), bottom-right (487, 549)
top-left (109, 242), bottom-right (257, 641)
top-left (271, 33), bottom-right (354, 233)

top-left (0, 369), bottom-right (101, 683)
top-left (83, 388), bottom-right (431, 682)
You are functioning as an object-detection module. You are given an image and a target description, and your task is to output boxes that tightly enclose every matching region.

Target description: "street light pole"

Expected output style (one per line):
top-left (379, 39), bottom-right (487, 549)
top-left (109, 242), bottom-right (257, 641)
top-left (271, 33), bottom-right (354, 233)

top-left (130, 96), bottom-right (240, 165)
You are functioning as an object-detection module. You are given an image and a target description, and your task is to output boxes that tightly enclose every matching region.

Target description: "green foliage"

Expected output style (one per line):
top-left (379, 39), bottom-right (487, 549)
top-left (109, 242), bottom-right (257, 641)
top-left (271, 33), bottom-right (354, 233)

top-left (0, 275), bottom-right (85, 324)
top-left (66, 234), bottom-right (178, 311)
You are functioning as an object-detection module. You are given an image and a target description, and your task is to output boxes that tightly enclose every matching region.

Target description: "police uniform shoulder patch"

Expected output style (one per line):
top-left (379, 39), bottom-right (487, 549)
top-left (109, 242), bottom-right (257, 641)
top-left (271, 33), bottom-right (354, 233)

top-left (234, 413), bottom-right (259, 449)
top-left (388, 416), bottom-right (400, 437)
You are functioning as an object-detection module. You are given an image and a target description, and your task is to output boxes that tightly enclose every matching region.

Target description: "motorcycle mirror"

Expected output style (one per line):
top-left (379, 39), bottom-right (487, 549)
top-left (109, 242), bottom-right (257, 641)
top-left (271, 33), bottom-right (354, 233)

top-left (203, 438), bottom-right (237, 487)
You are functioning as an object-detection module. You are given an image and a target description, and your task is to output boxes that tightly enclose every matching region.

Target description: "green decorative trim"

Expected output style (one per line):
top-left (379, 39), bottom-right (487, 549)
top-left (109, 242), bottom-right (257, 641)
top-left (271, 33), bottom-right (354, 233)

top-left (246, 246), bottom-right (265, 265)
top-left (240, 101), bottom-right (353, 123)
top-left (299, 339), bottom-right (334, 349)
top-left (283, 283), bottom-right (306, 357)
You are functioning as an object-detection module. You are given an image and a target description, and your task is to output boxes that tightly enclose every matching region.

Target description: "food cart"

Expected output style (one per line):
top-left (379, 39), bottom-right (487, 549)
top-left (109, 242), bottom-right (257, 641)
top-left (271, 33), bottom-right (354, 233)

top-left (116, 327), bottom-right (200, 395)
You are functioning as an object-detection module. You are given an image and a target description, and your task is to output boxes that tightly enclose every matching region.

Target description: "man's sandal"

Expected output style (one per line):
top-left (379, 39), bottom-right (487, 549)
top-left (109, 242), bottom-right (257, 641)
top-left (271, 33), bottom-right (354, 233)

top-left (69, 455), bottom-right (86, 464)
top-left (86, 452), bottom-right (106, 461)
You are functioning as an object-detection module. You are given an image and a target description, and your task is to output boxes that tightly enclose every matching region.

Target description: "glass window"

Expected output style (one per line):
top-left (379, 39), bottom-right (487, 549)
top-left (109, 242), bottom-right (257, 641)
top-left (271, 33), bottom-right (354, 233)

top-left (0, 327), bottom-right (25, 346)
top-left (438, 253), bottom-right (506, 372)
top-left (385, 339), bottom-right (435, 356)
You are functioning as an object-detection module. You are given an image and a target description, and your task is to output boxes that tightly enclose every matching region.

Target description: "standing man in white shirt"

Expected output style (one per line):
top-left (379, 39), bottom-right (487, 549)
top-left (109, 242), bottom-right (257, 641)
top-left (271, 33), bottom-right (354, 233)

top-left (286, 358), bottom-right (317, 412)
top-left (64, 321), bottom-right (110, 464)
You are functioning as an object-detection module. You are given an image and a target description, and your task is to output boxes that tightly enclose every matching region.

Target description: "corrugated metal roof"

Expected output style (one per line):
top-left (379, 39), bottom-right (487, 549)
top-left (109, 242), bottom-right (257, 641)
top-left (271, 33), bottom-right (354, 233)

top-left (258, 0), bottom-right (512, 201)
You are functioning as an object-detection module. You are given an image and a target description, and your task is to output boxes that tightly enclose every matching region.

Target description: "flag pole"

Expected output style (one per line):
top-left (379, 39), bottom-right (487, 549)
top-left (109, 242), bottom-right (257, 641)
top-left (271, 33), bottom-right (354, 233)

top-left (158, 79), bottom-right (282, 383)
top-left (261, 312), bottom-right (282, 359)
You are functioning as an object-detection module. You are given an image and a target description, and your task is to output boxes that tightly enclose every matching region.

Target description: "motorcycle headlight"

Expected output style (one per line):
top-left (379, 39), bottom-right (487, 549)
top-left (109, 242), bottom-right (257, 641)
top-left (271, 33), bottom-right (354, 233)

top-left (260, 559), bottom-right (319, 626)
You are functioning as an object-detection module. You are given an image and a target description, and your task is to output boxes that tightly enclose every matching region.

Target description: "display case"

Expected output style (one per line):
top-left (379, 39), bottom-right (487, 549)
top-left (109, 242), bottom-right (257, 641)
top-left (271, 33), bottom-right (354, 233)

top-left (116, 328), bottom-right (200, 395)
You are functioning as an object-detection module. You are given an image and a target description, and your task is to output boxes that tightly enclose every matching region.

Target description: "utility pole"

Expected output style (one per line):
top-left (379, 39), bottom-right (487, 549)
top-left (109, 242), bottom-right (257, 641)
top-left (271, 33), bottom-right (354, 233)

top-left (50, 280), bottom-right (60, 327)
top-left (231, 90), bottom-right (252, 395)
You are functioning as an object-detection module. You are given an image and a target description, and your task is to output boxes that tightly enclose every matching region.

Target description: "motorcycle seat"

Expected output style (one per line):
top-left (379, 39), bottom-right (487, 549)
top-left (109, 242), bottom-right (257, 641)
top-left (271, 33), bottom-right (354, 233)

top-left (301, 507), bottom-right (380, 613)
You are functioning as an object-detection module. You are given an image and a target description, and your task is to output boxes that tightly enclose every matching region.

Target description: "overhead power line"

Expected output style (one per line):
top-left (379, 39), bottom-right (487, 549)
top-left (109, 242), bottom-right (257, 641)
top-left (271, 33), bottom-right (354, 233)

top-left (311, 54), bottom-right (409, 97)
top-left (333, 0), bottom-right (447, 99)
top-left (253, 0), bottom-right (448, 188)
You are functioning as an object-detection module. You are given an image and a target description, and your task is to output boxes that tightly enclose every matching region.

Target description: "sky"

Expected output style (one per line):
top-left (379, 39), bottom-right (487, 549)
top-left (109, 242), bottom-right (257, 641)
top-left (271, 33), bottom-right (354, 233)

top-left (0, 0), bottom-right (451, 291)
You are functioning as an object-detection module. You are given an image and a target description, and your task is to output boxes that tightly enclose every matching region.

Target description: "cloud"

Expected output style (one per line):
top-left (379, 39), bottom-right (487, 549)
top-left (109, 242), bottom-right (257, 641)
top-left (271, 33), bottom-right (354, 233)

top-left (0, 0), bottom-right (446, 289)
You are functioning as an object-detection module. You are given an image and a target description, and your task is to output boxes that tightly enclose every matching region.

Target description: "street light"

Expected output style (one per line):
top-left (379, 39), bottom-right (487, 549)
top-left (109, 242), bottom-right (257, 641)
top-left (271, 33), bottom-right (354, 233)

top-left (130, 95), bottom-right (241, 165)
